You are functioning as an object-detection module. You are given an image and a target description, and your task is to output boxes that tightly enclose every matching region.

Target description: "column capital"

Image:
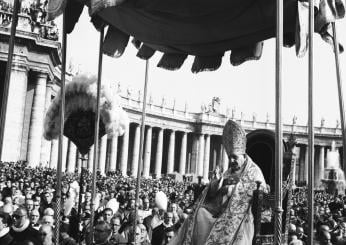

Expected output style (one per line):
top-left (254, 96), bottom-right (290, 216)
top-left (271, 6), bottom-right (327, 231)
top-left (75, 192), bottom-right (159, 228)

top-left (11, 62), bottom-right (28, 73)
top-left (35, 71), bottom-right (49, 79)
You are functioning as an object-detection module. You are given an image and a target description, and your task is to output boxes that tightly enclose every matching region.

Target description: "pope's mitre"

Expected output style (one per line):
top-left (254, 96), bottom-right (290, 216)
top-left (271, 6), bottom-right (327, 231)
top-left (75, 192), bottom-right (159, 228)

top-left (222, 120), bottom-right (247, 156)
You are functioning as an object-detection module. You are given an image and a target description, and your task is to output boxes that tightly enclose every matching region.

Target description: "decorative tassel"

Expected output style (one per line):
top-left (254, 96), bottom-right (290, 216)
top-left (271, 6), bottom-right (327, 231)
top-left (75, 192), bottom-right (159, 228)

top-left (230, 42), bottom-right (263, 66)
top-left (157, 53), bottom-right (188, 71)
top-left (136, 44), bottom-right (156, 60)
top-left (284, 33), bottom-right (295, 47)
top-left (191, 54), bottom-right (223, 73)
top-left (91, 15), bottom-right (107, 31)
top-left (103, 26), bottom-right (130, 58)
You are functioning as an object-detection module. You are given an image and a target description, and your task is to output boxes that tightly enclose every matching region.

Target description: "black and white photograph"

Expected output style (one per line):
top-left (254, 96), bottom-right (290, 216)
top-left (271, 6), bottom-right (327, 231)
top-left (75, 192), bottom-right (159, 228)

top-left (0, 0), bottom-right (346, 244)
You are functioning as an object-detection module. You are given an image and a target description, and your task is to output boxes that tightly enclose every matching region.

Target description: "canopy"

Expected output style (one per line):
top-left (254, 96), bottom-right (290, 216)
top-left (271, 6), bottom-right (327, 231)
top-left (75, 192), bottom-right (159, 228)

top-left (48, 0), bottom-right (345, 72)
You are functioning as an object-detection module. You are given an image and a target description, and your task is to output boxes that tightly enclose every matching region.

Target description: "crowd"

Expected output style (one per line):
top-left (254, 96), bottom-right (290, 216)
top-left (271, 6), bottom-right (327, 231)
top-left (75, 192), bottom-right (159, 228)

top-left (0, 162), bottom-right (203, 245)
top-left (1, 161), bottom-right (346, 244)
top-left (0, 0), bottom-right (58, 41)
top-left (288, 188), bottom-right (346, 245)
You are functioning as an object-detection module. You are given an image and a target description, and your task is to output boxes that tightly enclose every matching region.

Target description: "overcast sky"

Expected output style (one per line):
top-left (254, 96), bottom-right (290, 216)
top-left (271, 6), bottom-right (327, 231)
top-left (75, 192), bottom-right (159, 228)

top-left (60, 9), bottom-right (346, 127)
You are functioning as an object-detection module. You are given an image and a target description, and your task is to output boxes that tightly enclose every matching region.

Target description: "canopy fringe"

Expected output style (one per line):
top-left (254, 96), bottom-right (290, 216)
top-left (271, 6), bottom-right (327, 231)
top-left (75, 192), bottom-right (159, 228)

top-left (65, 0), bottom-right (84, 34)
top-left (103, 26), bottom-right (130, 58)
top-left (230, 42), bottom-right (263, 66)
top-left (191, 54), bottom-right (223, 73)
top-left (157, 53), bottom-right (188, 71)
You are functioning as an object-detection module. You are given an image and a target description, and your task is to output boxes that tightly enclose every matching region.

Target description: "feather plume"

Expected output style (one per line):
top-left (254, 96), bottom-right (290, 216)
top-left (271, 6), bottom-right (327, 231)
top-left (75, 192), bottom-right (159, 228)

top-left (44, 74), bottom-right (129, 141)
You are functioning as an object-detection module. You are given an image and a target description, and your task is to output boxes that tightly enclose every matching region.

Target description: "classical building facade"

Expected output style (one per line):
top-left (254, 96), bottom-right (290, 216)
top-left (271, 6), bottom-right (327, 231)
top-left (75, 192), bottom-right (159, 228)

top-left (0, 5), bottom-right (60, 166)
top-left (0, 4), bottom-right (344, 187)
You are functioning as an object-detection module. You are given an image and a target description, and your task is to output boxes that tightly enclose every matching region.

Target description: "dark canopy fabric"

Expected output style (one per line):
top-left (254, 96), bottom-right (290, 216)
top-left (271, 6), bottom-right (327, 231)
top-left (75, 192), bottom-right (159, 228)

top-left (97, 0), bottom-right (297, 55)
top-left (48, 0), bottom-right (345, 72)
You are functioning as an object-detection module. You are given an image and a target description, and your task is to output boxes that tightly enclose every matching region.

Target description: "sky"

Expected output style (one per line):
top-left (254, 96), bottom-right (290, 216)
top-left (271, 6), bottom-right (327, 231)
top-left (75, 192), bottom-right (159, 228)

top-left (59, 8), bottom-right (346, 127)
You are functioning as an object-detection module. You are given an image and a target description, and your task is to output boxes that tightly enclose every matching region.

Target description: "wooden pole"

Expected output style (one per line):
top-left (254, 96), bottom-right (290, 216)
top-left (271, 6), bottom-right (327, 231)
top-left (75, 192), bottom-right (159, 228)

top-left (54, 11), bottom-right (67, 245)
top-left (0, 0), bottom-right (21, 160)
top-left (133, 60), bottom-right (150, 244)
top-left (307, 0), bottom-right (315, 243)
top-left (89, 27), bottom-right (104, 244)
top-left (332, 23), bottom-right (346, 178)
top-left (274, 0), bottom-right (283, 243)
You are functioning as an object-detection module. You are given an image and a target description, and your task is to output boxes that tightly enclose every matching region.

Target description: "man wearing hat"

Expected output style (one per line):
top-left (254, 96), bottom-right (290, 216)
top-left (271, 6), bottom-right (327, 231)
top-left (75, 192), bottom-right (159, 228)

top-left (169, 120), bottom-right (268, 245)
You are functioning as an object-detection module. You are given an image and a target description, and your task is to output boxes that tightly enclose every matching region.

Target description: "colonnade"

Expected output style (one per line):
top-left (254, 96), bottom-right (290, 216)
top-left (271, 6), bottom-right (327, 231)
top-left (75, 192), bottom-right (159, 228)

top-left (294, 144), bottom-right (342, 187)
top-left (45, 123), bottom-right (227, 182)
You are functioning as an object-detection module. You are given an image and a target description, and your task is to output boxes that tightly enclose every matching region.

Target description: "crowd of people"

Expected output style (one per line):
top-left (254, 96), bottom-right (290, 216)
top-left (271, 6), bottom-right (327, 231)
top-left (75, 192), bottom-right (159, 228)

top-left (0, 161), bottom-right (346, 244)
top-left (0, 0), bottom-right (58, 41)
top-left (288, 188), bottom-right (346, 245)
top-left (0, 161), bottom-right (203, 245)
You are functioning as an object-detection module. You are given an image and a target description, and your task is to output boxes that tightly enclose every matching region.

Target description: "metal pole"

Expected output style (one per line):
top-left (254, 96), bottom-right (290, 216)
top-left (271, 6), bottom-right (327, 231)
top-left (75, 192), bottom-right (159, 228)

top-left (332, 23), bottom-right (346, 177)
top-left (133, 60), bottom-right (150, 244)
top-left (89, 28), bottom-right (105, 245)
top-left (274, 0), bottom-right (283, 243)
top-left (0, 0), bottom-right (21, 160)
top-left (54, 11), bottom-right (67, 245)
top-left (307, 0), bottom-right (315, 243)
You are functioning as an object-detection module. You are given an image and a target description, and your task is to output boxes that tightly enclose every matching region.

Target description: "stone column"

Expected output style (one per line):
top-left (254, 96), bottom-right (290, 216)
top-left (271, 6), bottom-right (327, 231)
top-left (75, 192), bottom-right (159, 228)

top-left (66, 141), bottom-right (77, 173)
top-left (143, 127), bottom-right (152, 178)
top-left (1, 64), bottom-right (28, 162)
top-left (40, 82), bottom-right (53, 167)
top-left (304, 144), bottom-right (309, 184)
top-left (179, 132), bottom-right (187, 175)
top-left (62, 136), bottom-right (68, 172)
top-left (203, 134), bottom-right (210, 182)
top-left (27, 72), bottom-right (47, 167)
top-left (318, 146), bottom-right (325, 185)
top-left (191, 135), bottom-right (199, 174)
top-left (120, 123), bottom-right (130, 176)
top-left (293, 146), bottom-right (300, 185)
top-left (218, 140), bottom-right (223, 167)
top-left (212, 146), bottom-right (218, 171)
top-left (167, 130), bottom-right (175, 174)
top-left (88, 145), bottom-right (94, 171)
top-left (108, 134), bottom-right (118, 172)
top-left (99, 135), bottom-right (107, 175)
top-left (155, 128), bottom-right (163, 178)
top-left (299, 145), bottom-right (305, 182)
top-left (222, 147), bottom-right (228, 171)
top-left (76, 151), bottom-right (82, 173)
top-left (198, 134), bottom-right (205, 177)
top-left (131, 124), bottom-right (140, 177)
top-left (49, 139), bottom-right (58, 169)
top-left (292, 146), bottom-right (299, 187)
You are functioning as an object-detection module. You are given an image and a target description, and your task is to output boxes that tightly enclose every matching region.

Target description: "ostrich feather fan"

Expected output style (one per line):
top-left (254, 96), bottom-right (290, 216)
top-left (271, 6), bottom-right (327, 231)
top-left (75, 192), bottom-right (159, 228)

top-left (43, 74), bottom-right (129, 154)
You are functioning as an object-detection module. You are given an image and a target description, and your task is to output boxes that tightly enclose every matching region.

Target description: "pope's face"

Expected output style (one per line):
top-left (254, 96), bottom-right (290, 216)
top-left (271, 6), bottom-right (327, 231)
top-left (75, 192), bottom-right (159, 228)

top-left (228, 153), bottom-right (246, 171)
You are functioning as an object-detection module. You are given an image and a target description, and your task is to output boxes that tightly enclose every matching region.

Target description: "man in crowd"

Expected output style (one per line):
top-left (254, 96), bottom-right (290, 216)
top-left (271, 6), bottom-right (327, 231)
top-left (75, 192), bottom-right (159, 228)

top-left (39, 224), bottom-right (54, 245)
top-left (0, 211), bottom-right (13, 245)
top-left (152, 212), bottom-right (174, 245)
top-left (25, 199), bottom-right (34, 215)
top-left (10, 207), bottom-right (40, 245)
top-left (103, 208), bottom-right (114, 224)
top-left (94, 221), bottom-right (113, 245)
top-left (30, 209), bottom-right (40, 230)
